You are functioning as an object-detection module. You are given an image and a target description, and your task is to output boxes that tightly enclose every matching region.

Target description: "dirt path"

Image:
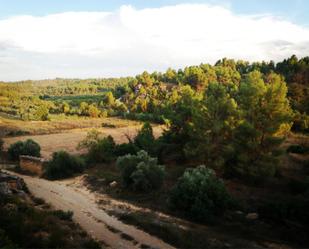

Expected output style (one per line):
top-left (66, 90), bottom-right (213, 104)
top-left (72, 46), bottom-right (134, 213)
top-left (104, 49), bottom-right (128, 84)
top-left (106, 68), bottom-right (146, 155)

top-left (7, 172), bottom-right (174, 249)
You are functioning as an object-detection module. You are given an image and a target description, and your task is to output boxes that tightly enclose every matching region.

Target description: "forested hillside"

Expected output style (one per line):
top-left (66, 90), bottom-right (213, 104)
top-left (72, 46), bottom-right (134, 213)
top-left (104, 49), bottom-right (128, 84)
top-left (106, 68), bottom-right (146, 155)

top-left (0, 55), bottom-right (308, 133)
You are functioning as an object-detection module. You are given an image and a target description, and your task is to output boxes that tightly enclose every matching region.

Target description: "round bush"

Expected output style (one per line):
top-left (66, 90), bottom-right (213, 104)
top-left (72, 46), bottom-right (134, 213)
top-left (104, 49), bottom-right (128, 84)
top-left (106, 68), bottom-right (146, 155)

top-left (287, 144), bottom-right (308, 154)
top-left (8, 141), bottom-right (25, 160)
top-left (87, 135), bottom-right (116, 163)
top-left (8, 139), bottom-right (41, 160)
top-left (169, 165), bottom-right (231, 222)
top-left (22, 139), bottom-right (41, 157)
top-left (44, 151), bottom-right (85, 180)
top-left (116, 150), bottom-right (165, 192)
top-left (114, 143), bottom-right (138, 157)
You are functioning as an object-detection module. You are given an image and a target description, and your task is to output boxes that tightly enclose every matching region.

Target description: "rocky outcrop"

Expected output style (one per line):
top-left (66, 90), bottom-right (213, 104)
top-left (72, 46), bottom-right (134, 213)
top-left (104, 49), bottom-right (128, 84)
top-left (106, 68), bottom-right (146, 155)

top-left (0, 171), bottom-right (27, 195)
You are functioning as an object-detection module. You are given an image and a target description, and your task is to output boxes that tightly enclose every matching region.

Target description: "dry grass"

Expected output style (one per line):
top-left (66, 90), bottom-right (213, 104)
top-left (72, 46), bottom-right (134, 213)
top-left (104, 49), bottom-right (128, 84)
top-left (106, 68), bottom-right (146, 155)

top-left (0, 115), bottom-right (142, 136)
top-left (3, 124), bottom-right (164, 159)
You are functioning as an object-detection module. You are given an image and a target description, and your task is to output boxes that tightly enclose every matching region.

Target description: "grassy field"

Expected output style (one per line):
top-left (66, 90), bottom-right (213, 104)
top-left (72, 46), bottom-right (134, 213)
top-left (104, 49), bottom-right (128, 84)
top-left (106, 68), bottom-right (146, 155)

top-left (0, 114), bottom-right (142, 136)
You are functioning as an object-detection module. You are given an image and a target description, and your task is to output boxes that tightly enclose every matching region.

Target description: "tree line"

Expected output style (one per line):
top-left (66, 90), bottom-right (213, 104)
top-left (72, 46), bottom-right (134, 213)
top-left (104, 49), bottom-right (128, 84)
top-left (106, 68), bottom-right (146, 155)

top-left (0, 55), bottom-right (308, 133)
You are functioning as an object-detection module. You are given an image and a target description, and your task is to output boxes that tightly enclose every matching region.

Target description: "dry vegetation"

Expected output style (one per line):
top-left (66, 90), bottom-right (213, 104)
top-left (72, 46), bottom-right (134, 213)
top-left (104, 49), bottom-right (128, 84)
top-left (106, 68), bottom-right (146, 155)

top-left (0, 171), bottom-right (102, 249)
top-left (1, 116), bottom-right (163, 158)
top-left (0, 114), bottom-right (141, 136)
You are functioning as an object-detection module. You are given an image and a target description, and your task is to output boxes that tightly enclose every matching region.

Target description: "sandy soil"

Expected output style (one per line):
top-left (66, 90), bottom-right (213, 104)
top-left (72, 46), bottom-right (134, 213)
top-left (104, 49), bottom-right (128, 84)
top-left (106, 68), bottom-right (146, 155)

top-left (3, 126), bottom-right (163, 159)
top-left (6, 171), bottom-right (174, 249)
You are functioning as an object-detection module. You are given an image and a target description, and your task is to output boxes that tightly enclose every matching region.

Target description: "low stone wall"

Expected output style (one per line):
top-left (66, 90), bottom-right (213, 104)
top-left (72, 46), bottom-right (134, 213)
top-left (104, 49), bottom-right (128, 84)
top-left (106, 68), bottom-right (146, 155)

top-left (19, 155), bottom-right (46, 176)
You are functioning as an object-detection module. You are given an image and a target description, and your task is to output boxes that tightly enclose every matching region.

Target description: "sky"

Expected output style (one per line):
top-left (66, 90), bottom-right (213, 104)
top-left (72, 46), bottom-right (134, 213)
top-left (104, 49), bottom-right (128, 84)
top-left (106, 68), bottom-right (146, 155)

top-left (0, 0), bottom-right (308, 81)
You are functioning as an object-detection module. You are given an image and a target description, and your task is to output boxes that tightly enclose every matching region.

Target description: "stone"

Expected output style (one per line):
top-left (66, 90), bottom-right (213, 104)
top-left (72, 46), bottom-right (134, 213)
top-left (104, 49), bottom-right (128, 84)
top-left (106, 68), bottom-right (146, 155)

top-left (246, 212), bottom-right (258, 220)
top-left (109, 181), bottom-right (117, 188)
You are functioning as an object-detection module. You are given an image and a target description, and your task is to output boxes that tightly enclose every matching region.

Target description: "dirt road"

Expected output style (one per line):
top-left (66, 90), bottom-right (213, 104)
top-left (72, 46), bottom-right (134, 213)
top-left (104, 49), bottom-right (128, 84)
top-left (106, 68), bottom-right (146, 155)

top-left (9, 172), bottom-right (174, 249)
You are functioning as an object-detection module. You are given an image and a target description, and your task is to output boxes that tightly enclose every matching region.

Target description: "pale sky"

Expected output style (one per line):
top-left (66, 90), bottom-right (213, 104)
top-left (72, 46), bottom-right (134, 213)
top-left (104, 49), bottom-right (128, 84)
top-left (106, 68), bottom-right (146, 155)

top-left (0, 0), bottom-right (308, 81)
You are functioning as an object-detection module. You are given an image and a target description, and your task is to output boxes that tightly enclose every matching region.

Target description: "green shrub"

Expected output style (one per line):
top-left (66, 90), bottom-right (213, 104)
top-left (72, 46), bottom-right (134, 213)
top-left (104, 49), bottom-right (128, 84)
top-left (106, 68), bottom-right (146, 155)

top-left (87, 135), bottom-right (116, 163)
top-left (259, 197), bottom-right (309, 225)
top-left (22, 139), bottom-right (41, 157)
top-left (50, 210), bottom-right (74, 221)
top-left (7, 139), bottom-right (41, 161)
top-left (292, 112), bottom-right (309, 133)
top-left (123, 112), bottom-right (165, 124)
top-left (81, 239), bottom-right (101, 249)
top-left (114, 142), bottom-right (138, 157)
top-left (32, 197), bottom-right (45, 206)
top-left (134, 122), bottom-right (156, 155)
top-left (77, 129), bottom-right (101, 151)
top-left (8, 141), bottom-right (26, 160)
top-left (169, 165), bottom-right (231, 222)
top-left (225, 122), bottom-right (280, 180)
top-left (102, 122), bottom-right (116, 128)
top-left (287, 144), bottom-right (308, 154)
top-left (44, 151), bottom-right (85, 180)
top-left (156, 130), bottom-right (187, 163)
top-left (79, 130), bottom-right (117, 163)
top-left (6, 130), bottom-right (29, 136)
top-left (116, 150), bottom-right (165, 192)
top-left (0, 196), bottom-right (97, 249)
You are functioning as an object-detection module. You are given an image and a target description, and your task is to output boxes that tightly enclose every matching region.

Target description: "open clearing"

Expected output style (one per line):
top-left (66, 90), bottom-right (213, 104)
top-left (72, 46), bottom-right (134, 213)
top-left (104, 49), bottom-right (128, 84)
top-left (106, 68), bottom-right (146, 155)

top-left (0, 115), bottom-right (142, 136)
top-left (3, 125), bottom-right (163, 159)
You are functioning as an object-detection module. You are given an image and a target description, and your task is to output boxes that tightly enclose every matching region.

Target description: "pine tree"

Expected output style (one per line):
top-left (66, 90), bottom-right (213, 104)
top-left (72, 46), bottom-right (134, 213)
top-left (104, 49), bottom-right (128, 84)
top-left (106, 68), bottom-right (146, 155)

top-left (229, 71), bottom-right (292, 179)
top-left (186, 82), bottom-right (240, 167)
